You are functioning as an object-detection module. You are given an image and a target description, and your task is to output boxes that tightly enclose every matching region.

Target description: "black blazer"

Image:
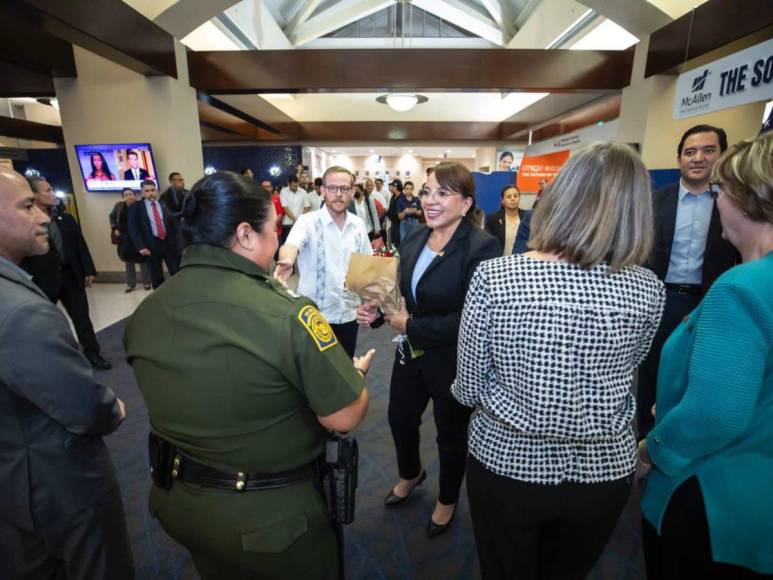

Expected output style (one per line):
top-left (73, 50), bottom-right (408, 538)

top-left (648, 182), bottom-right (739, 294)
top-left (128, 198), bottom-right (179, 254)
top-left (21, 212), bottom-right (97, 301)
top-left (378, 219), bottom-right (499, 392)
top-left (0, 260), bottom-right (122, 530)
top-left (123, 167), bottom-right (149, 181)
top-left (484, 208), bottom-right (527, 254)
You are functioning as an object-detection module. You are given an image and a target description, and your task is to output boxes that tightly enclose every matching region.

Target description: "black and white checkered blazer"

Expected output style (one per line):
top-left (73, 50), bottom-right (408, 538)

top-left (452, 255), bottom-right (665, 484)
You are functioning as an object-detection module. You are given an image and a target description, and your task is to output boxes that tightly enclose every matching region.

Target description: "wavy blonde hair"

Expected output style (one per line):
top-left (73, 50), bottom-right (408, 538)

top-left (529, 141), bottom-right (653, 271)
top-left (712, 132), bottom-right (773, 224)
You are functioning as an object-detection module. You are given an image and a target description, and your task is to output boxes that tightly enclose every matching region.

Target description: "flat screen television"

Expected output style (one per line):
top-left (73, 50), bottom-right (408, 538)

top-left (74, 143), bottom-right (158, 192)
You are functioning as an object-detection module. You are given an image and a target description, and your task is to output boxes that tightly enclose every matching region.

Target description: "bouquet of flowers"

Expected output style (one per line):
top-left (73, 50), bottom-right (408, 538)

top-left (345, 247), bottom-right (401, 315)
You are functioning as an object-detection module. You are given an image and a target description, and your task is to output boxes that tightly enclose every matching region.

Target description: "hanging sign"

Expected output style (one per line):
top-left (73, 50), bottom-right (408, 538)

top-left (516, 150), bottom-right (570, 193)
top-left (674, 38), bottom-right (773, 120)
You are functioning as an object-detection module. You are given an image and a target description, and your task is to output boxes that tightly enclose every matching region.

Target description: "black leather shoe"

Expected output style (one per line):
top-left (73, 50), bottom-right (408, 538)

top-left (87, 353), bottom-right (112, 371)
top-left (426, 504), bottom-right (457, 538)
top-left (383, 470), bottom-right (427, 506)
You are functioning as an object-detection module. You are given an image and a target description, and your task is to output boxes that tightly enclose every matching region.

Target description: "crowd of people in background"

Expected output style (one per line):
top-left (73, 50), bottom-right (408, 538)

top-left (1, 124), bottom-right (771, 580)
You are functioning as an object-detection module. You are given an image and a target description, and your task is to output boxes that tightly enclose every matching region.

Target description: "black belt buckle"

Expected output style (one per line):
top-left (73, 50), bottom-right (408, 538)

top-left (148, 432), bottom-right (176, 491)
top-left (666, 283), bottom-right (701, 295)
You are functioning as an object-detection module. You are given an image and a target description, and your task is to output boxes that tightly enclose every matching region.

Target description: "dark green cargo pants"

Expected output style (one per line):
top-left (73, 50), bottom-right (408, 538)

top-left (149, 478), bottom-right (339, 580)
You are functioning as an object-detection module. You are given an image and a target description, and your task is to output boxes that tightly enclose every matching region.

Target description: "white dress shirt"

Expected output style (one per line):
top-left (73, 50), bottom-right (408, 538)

top-left (285, 207), bottom-right (373, 324)
top-left (371, 188), bottom-right (391, 209)
top-left (306, 190), bottom-right (324, 212)
top-left (280, 187), bottom-right (307, 226)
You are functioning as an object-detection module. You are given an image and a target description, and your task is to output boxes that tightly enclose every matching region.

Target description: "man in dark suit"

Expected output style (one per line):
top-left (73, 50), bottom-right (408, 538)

top-left (123, 150), bottom-right (149, 181)
top-left (21, 177), bottom-right (111, 370)
top-left (0, 168), bottom-right (133, 579)
top-left (638, 124), bottom-right (740, 437)
top-left (159, 171), bottom-right (188, 252)
top-left (484, 184), bottom-right (527, 255)
top-left (128, 179), bottom-right (181, 289)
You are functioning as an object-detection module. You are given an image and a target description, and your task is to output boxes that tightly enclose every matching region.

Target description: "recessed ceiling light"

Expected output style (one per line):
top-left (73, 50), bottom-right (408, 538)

top-left (370, 150), bottom-right (375, 153)
top-left (446, 149), bottom-right (451, 153)
top-left (408, 149), bottom-right (413, 153)
top-left (376, 94), bottom-right (429, 112)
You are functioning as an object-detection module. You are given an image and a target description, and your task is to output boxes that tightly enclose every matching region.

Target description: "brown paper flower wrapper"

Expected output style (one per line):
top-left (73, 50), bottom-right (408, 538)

top-left (345, 253), bottom-right (401, 315)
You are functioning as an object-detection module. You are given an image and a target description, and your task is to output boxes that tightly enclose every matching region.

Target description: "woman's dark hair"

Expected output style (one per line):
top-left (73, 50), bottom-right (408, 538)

top-left (499, 151), bottom-right (514, 162)
top-left (433, 161), bottom-right (477, 218)
top-left (177, 171), bottom-right (272, 248)
top-left (500, 184), bottom-right (520, 198)
top-left (89, 152), bottom-right (114, 179)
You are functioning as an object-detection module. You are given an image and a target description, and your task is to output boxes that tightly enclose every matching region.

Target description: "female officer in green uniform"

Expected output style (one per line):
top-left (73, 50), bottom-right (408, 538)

top-left (124, 171), bottom-right (373, 579)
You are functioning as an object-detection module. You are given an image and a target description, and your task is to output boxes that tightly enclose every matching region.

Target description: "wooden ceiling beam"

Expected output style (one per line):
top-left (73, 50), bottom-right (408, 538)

top-left (188, 48), bottom-right (634, 93)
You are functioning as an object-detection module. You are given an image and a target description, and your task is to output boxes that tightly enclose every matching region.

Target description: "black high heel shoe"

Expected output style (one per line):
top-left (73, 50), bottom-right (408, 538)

top-left (383, 470), bottom-right (427, 507)
top-left (426, 504), bottom-right (457, 538)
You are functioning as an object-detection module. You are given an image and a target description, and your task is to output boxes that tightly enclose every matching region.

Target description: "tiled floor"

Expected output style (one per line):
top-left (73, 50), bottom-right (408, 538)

top-left (60, 283), bottom-right (153, 334)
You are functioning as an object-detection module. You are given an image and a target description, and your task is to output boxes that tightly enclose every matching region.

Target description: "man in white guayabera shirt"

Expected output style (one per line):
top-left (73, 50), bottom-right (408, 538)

top-left (274, 166), bottom-right (372, 358)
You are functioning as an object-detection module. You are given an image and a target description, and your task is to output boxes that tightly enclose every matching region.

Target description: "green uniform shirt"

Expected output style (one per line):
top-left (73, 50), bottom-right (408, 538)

top-left (124, 244), bottom-right (364, 473)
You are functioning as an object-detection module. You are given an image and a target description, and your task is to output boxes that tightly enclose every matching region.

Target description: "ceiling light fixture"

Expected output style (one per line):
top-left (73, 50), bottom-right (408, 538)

top-left (377, 93), bottom-right (429, 112)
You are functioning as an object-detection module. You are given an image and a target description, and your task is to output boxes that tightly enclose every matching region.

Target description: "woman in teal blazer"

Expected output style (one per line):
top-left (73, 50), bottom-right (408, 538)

top-left (640, 132), bottom-right (773, 578)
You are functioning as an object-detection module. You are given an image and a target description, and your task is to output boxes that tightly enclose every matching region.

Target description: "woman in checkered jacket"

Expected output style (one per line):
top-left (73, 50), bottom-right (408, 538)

top-left (453, 142), bottom-right (666, 580)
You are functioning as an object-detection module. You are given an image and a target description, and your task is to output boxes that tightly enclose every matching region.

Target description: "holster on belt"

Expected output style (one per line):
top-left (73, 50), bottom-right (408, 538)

top-left (324, 434), bottom-right (359, 526)
top-left (148, 431), bottom-right (177, 491)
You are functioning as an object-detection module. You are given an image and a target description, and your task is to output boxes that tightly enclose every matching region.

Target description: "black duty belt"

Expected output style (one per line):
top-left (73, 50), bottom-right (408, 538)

top-left (665, 283), bottom-right (702, 295)
top-left (148, 432), bottom-right (317, 492)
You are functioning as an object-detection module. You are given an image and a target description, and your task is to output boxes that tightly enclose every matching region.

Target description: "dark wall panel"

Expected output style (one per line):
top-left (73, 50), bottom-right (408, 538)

top-left (13, 148), bottom-right (73, 194)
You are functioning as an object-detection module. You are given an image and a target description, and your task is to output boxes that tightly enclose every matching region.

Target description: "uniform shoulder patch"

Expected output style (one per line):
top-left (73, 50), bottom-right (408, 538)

top-left (297, 305), bottom-right (338, 351)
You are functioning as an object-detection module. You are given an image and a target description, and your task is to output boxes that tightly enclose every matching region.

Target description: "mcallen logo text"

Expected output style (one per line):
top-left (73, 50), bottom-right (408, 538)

top-left (682, 69), bottom-right (712, 110)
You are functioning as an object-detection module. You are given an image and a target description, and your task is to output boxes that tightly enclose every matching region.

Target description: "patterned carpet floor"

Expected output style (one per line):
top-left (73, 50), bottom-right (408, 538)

top-left (39, 319), bottom-right (648, 579)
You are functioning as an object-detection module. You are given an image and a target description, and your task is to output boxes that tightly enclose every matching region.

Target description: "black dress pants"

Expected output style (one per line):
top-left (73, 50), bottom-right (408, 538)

top-left (637, 289), bottom-right (701, 437)
top-left (11, 485), bottom-right (134, 580)
top-left (642, 477), bottom-right (772, 580)
top-left (146, 238), bottom-right (181, 289)
top-left (57, 266), bottom-right (100, 357)
top-left (466, 454), bottom-right (631, 580)
top-left (330, 321), bottom-right (358, 359)
top-left (388, 354), bottom-right (472, 505)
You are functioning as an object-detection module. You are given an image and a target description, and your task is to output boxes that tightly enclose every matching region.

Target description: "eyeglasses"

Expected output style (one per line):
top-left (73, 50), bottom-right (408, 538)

top-left (709, 181), bottom-right (723, 198)
top-left (419, 188), bottom-right (461, 201)
top-left (324, 185), bottom-right (353, 195)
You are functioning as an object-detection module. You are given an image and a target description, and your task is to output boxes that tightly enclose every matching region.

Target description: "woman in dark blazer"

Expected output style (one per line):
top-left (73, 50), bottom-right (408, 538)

top-left (484, 184), bottom-right (527, 255)
top-left (357, 162), bottom-right (500, 537)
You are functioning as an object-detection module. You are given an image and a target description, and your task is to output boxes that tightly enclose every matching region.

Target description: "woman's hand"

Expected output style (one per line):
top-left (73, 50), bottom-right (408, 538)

top-left (353, 348), bottom-right (376, 376)
top-left (356, 301), bottom-right (378, 327)
top-left (384, 298), bottom-right (409, 334)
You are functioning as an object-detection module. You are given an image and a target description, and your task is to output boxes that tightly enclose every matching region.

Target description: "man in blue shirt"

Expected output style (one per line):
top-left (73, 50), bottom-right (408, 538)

top-left (639, 124), bottom-right (739, 439)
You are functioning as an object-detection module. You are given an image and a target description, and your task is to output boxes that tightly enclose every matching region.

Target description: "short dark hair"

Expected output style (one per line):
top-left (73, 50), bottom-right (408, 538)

top-left (375, 178), bottom-right (383, 184)
top-left (168, 172), bottom-right (182, 181)
top-left (678, 125), bottom-right (728, 156)
top-left (241, 168), bottom-right (252, 175)
top-left (288, 175), bottom-right (299, 184)
top-left (314, 177), bottom-right (323, 187)
top-left (499, 150), bottom-right (514, 161)
top-left (433, 162), bottom-right (476, 217)
top-left (126, 150), bottom-right (138, 158)
top-left (26, 176), bottom-right (47, 193)
top-left (403, 181), bottom-right (415, 189)
top-left (140, 179), bottom-right (156, 189)
top-left (500, 184), bottom-right (520, 198)
top-left (178, 171), bottom-right (272, 248)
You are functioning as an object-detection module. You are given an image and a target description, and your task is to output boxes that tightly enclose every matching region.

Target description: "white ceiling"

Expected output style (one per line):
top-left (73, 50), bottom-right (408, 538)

top-left (261, 92), bottom-right (550, 122)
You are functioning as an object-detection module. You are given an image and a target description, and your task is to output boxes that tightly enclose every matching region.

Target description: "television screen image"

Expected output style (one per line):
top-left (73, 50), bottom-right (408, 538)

top-left (74, 143), bottom-right (157, 192)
